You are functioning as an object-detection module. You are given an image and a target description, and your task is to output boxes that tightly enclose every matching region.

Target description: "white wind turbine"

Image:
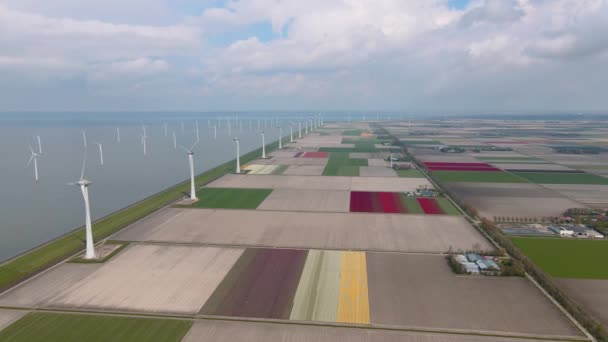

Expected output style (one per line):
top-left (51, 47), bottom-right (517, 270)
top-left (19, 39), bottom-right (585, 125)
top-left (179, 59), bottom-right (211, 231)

top-left (233, 137), bottom-right (241, 173)
top-left (278, 126), bottom-right (283, 149)
top-left (260, 131), bottom-right (266, 158)
top-left (95, 142), bottom-right (104, 165)
top-left (298, 121), bottom-right (302, 138)
top-left (172, 131), bottom-right (177, 149)
top-left (164, 123), bottom-right (168, 137)
top-left (116, 127), bottom-right (121, 143)
top-left (180, 139), bottom-right (200, 200)
top-left (213, 126), bottom-right (217, 140)
top-left (36, 136), bottom-right (43, 155)
top-left (27, 145), bottom-right (41, 181)
top-left (289, 123), bottom-right (294, 142)
top-left (305, 120), bottom-right (308, 135)
top-left (196, 121), bottom-right (200, 141)
top-left (69, 154), bottom-right (96, 259)
top-left (140, 126), bottom-right (148, 156)
top-left (227, 119), bottom-right (231, 136)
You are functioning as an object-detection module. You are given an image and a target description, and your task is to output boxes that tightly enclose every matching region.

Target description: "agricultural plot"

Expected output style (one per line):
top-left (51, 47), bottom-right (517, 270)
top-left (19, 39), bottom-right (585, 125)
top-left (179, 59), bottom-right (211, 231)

top-left (282, 165), bottom-right (325, 176)
top-left (557, 278), bottom-right (608, 328)
top-left (0, 310), bottom-right (28, 331)
top-left (432, 170), bottom-right (527, 183)
top-left (366, 158), bottom-right (389, 166)
top-left (366, 253), bottom-right (582, 338)
top-left (349, 192), bottom-right (456, 215)
top-left (514, 172), bottom-right (608, 185)
top-left (424, 162), bottom-right (501, 171)
top-left (350, 176), bottom-right (432, 192)
top-left (257, 189), bottom-right (350, 212)
top-left (188, 188), bottom-right (272, 209)
top-left (243, 164), bottom-right (287, 175)
top-left (542, 184), bottom-right (608, 207)
top-left (492, 163), bottom-right (577, 172)
top-left (443, 182), bottom-right (583, 219)
top-left (0, 263), bottom-right (101, 308)
top-left (200, 248), bottom-right (308, 319)
top-left (252, 157), bottom-right (328, 166)
top-left (181, 319), bottom-right (550, 342)
top-left (512, 238), bottom-right (608, 279)
top-left (323, 152), bottom-right (368, 176)
top-left (358, 166), bottom-right (397, 177)
top-left (50, 245), bottom-right (244, 314)
top-left (0, 313), bottom-right (192, 342)
top-left (294, 151), bottom-right (329, 158)
top-left (396, 169), bottom-right (425, 177)
top-left (115, 208), bottom-right (491, 253)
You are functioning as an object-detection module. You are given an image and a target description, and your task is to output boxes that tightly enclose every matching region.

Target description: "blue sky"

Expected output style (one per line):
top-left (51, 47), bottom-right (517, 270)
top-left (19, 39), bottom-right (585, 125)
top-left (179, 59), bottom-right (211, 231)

top-left (0, 0), bottom-right (607, 112)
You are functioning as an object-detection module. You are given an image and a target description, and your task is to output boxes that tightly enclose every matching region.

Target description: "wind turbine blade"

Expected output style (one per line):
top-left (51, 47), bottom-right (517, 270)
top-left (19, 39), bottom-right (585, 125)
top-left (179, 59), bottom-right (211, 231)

top-left (81, 130), bottom-right (87, 149)
top-left (179, 145), bottom-right (189, 153)
top-left (37, 136), bottom-right (42, 154)
top-left (189, 139), bottom-right (199, 151)
top-left (29, 145), bottom-right (34, 154)
top-left (27, 154), bottom-right (34, 166)
top-left (80, 153), bottom-right (87, 180)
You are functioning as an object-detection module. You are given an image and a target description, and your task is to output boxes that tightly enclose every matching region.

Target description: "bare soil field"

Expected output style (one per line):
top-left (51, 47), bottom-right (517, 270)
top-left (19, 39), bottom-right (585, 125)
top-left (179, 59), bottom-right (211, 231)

top-left (366, 253), bottom-right (582, 338)
top-left (367, 159), bottom-right (389, 167)
top-left (414, 154), bottom-right (480, 163)
top-left (542, 184), bottom-right (608, 207)
top-left (557, 278), bottom-right (608, 327)
top-left (493, 163), bottom-right (575, 171)
top-left (0, 310), bottom-right (28, 331)
top-left (270, 151), bottom-right (298, 158)
top-left (359, 166), bottom-right (397, 177)
top-left (257, 189), bottom-right (350, 212)
top-left (181, 319), bottom-right (557, 342)
top-left (0, 263), bottom-right (101, 308)
top-left (49, 244), bottom-right (244, 314)
top-left (114, 208), bottom-right (491, 253)
top-left (350, 152), bottom-right (389, 159)
top-left (282, 165), bottom-right (326, 176)
top-left (207, 174), bottom-right (431, 192)
top-left (252, 157), bottom-right (328, 166)
top-left (443, 182), bottom-right (584, 219)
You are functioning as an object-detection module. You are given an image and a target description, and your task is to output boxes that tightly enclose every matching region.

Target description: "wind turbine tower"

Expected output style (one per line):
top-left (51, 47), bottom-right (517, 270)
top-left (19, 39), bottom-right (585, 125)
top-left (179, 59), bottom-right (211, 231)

top-left (70, 156), bottom-right (96, 259)
top-left (172, 131), bottom-right (177, 149)
top-left (116, 127), bottom-right (121, 143)
top-left (27, 146), bottom-right (41, 181)
top-left (289, 123), bottom-right (294, 142)
top-left (140, 126), bottom-right (148, 156)
top-left (233, 138), bottom-right (241, 173)
top-left (180, 140), bottom-right (199, 200)
top-left (298, 121), bottom-right (302, 138)
top-left (260, 131), bottom-right (266, 158)
top-left (278, 126), bottom-right (283, 149)
top-left (96, 142), bottom-right (104, 165)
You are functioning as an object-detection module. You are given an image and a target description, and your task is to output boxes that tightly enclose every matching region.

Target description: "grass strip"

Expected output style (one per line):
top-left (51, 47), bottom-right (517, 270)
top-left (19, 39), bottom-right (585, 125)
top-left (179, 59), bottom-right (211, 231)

top-left (0, 312), bottom-right (192, 342)
top-left (513, 172), bottom-right (608, 185)
top-left (68, 241), bottom-right (129, 264)
top-left (432, 170), bottom-right (528, 183)
top-left (0, 140), bottom-right (281, 292)
top-left (395, 169), bottom-right (425, 178)
top-left (402, 196), bottom-right (424, 214)
top-left (271, 165), bottom-right (288, 175)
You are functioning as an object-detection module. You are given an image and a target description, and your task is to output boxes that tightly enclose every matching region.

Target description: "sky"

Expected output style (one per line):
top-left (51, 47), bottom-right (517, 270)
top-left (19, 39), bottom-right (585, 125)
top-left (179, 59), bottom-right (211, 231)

top-left (0, 0), bottom-right (607, 112)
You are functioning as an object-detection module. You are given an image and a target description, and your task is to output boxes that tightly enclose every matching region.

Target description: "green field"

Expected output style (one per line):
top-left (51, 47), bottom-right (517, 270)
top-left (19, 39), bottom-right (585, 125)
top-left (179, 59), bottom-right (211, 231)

top-left (322, 152), bottom-right (368, 176)
top-left (188, 188), bottom-right (272, 209)
top-left (395, 169), bottom-right (425, 178)
top-left (436, 198), bottom-right (461, 215)
top-left (0, 313), bottom-right (192, 342)
top-left (432, 171), bottom-right (528, 183)
top-left (399, 140), bottom-right (441, 145)
top-left (513, 172), bottom-right (608, 185)
top-left (0, 140), bottom-right (282, 292)
top-left (271, 165), bottom-right (288, 175)
top-left (512, 238), bottom-right (608, 279)
top-left (402, 197), bottom-right (424, 214)
top-left (476, 156), bottom-right (542, 161)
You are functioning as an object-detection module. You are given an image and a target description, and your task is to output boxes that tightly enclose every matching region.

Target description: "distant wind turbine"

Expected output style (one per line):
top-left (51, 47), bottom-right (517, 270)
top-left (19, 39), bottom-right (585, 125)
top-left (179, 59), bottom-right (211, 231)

top-left (196, 121), bottom-right (200, 141)
top-left (95, 142), bottom-right (104, 165)
top-left (213, 126), bottom-right (217, 140)
top-left (164, 123), bottom-right (168, 137)
top-left (81, 130), bottom-right (87, 149)
top-left (278, 126), bottom-right (283, 149)
top-left (36, 136), bottom-right (43, 155)
top-left (180, 139), bottom-right (199, 200)
top-left (116, 127), bottom-right (121, 143)
top-left (289, 123), bottom-right (294, 142)
top-left (298, 121), bottom-right (302, 138)
top-left (233, 137), bottom-right (241, 173)
top-left (172, 131), bottom-right (177, 149)
top-left (27, 145), bottom-right (41, 181)
top-left (140, 126), bottom-right (148, 156)
top-left (69, 153), bottom-right (96, 259)
top-left (228, 120), bottom-right (231, 136)
top-left (181, 121), bottom-right (185, 134)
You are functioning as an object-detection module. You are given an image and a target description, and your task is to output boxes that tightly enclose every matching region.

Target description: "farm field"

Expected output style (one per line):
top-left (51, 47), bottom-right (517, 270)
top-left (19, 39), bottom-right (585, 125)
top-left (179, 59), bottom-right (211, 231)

top-left (432, 171), bottom-right (527, 183)
top-left (282, 165), bottom-right (325, 176)
top-left (257, 189), bottom-right (350, 212)
top-left (50, 245), bottom-right (244, 314)
top-left (0, 310), bottom-right (27, 331)
top-left (513, 172), bottom-right (608, 185)
top-left (188, 188), bottom-right (272, 209)
top-left (541, 184), bottom-right (608, 207)
top-left (511, 238), bottom-right (608, 279)
top-left (0, 313), bottom-right (192, 342)
top-left (558, 278), bottom-right (608, 328)
top-left (359, 166), bottom-right (397, 177)
top-left (323, 152), bottom-right (368, 176)
top-left (115, 208), bottom-right (491, 253)
top-left (366, 253), bottom-right (582, 338)
top-left (182, 319), bottom-right (553, 342)
top-left (396, 169), bottom-right (425, 177)
top-left (349, 192), bottom-right (458, 215)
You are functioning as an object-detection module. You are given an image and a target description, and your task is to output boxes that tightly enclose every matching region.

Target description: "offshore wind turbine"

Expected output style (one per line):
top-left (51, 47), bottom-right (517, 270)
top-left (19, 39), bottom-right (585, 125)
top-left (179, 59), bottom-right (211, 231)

top-left (260, 131), bottom-right (266, 158)
top-left (81, 130), bottom-right (87, 149)
top-left (27, 145), bottom-right (41, 181)
top-left (69, 154), bottom-right (96, 259)
top-left (164, 123), bottom-right (168, 137)
top-left (95, 142), bottom-right (104, 165)
top-left (172, 131), bottom-right (177, 149)
top-left (36, 136), bottom-right (43, 155)
top-left (233, 137), bottom-right (241, 173)
top-left (140, 126), bottom-right (148, 156)
top-left (116, 127), bottom-right (121, 143)
top-left (180, 139), bottom-right (199, 200)
top-left (227, 120), bottom-right (231, 136)
top-left (213, 125), bottom-right (217, 140)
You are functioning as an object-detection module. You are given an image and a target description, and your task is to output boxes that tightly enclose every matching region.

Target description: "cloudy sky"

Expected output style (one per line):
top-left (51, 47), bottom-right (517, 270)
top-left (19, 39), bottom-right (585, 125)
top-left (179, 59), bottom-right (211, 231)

top-left (0, 0), bottom-right (607, 112)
